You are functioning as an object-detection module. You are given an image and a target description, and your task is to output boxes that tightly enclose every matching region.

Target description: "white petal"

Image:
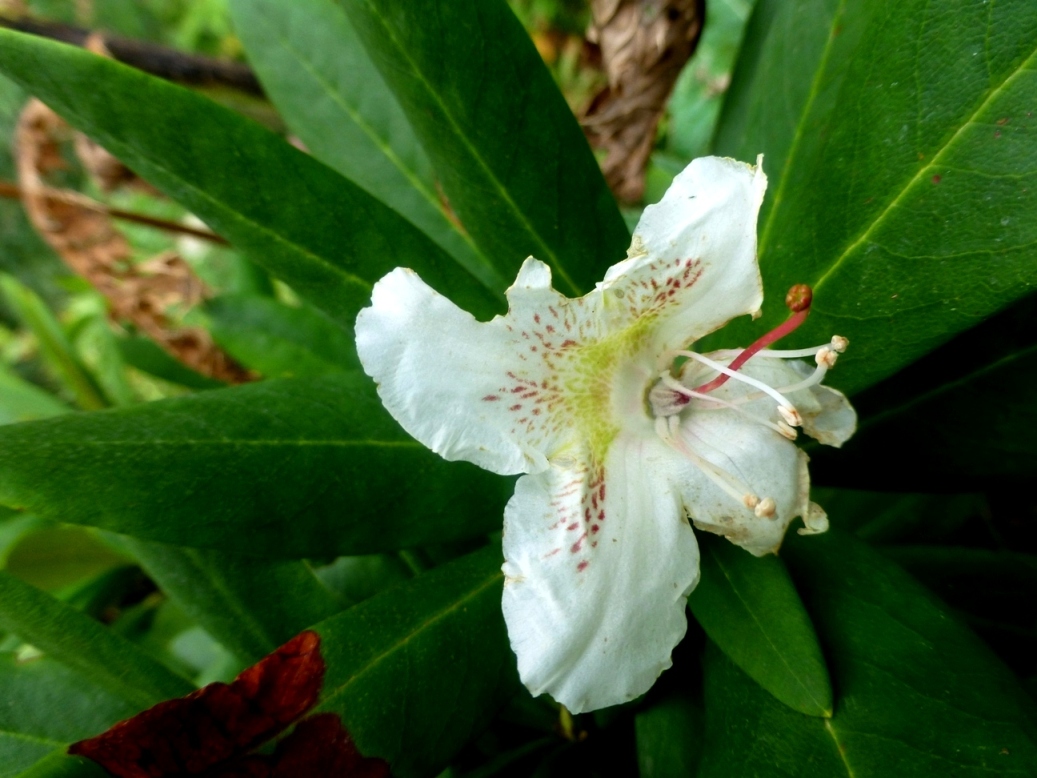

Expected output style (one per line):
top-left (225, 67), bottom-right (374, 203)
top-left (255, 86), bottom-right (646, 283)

top-left (355, 261), bottom-right (587, 475)
top-left (501, 435), bottom-right (699, 713)
top-left (669, 410), bottom-right (811, 556)
top-left (598, 156), bottom-right (768, 361)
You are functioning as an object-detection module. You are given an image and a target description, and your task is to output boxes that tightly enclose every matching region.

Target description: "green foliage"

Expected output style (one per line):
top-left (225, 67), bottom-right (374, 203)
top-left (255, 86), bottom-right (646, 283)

top-left (0, 0), bottom-right (1034, 774)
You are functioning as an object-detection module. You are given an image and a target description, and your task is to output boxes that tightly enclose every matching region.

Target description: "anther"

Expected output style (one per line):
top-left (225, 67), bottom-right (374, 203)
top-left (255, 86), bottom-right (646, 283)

top-left (743, 494), bottom-right (760, 509)
top-left (815, 347), bottom-right (838, 369)
top-left (777, 405), bottom-right (802, 427)
top-left (754, 498), bottom-right (777, 518)
top-left (776, 420), bottom-right (798, 440)
top-left (830, 335), bottom-right (849, 353)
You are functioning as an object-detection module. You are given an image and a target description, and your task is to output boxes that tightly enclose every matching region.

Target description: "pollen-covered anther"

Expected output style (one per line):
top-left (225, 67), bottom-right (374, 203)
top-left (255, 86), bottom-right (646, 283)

top-left (777, 405), bottom-right (802, 427)
top-left (830, 335), bottom-right (849, 353)
top-left (754, 497), bottom-right (777, 519)
top-left (776, 420), bottom-right (798, 440)
top-left (815, 347), bottom-right (838, 369)
top-left (743, 494), bottom-right (761, 509)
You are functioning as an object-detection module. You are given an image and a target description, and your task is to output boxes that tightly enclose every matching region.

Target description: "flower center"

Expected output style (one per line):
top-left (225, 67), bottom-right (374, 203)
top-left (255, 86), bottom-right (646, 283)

top-left (647, 285), bottom-right (848, 516)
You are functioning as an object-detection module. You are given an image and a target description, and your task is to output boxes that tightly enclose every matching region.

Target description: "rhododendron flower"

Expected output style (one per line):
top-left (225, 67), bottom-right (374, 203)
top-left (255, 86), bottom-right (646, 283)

top-left (356, 156), bottom-right (856, 713)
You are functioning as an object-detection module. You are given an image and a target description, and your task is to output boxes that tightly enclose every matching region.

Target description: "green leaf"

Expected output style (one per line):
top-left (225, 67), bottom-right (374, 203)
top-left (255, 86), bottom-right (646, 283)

top-left (0, 375), bottom-right (512, 558)
top-left (204, 294), bottom-right (359, 378)
top-left (713, 0), bottom-right (1037, 395)
top-left (10, 752), bottom-right (107, 778)
top-left (0, 275), bottom-right (107, 411)
top-left (227, 0), bottom-right (504, 292)
top-left (313, 544), bottom-right (517, 778)
top-left (698, 531), bottom-right (1037, 776)
top-left (687, 533), bottom-right (831, 717)
top-left (4, 526), bottom-right (130, 592)
top-left (0, 652), bottom-right (137, 778)
top-left (117, 536), bottom-right (343, 663)
top-left (338, 0), bottom-right (630, 296)
top-left (811, 294), bottom-right (1037, 486)
top-left (634, 689), bottom-right (704, 778)
top-left (115, 336), bottom-right (224, 391)
top-left (0, 365), bottom-right (70, 425)
top-left (0, 28), bottom-right (501, 325)
top-left (0, 570), bottom-right (194, 709)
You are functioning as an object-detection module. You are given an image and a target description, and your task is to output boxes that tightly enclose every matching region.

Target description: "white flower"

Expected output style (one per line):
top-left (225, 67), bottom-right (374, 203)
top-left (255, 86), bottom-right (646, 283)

top-left (355, 156), bottom-right (856, 714)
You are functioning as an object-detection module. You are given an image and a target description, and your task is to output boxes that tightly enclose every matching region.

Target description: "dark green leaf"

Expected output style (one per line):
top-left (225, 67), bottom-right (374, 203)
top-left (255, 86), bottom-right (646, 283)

top-left (116, 536), bottom-right (342, 663)
top-left (0, 28), bottom-right (500, 324)
top-left (698, 530), bottom-right (1037, 776)
top-left (313, 544), bottom-right (517, 778)
top-left (204, 295), bottom-right (359, 378)
top-left (688, 533), bottom-right (831, 716)
top-left (0, 570), bottom-right (194, 709)
top-left (0, 652), bottom-right (136, 778)
top-left (0, 375), bottom-right (512, 558)
top-left (812, 293), bottom-right (1037, 487)
top-left (4, 526), bottom-right (130, 591)
top-left (339, 0), bottom-right (629, 296)
top-left (634, 690), bottom-right (704, 778)
top-left (313, 554), bottom-right (412, 606)
top-left (227, 0), bottom-right (504, 292)
top-left (713, 0), bottom-right (1037, 395)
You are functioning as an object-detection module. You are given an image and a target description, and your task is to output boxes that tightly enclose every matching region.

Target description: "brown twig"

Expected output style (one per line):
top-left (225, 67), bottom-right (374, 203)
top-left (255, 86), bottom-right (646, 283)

top-left (0, 15), bottom-right (263, 97)
top-left (0, 180), bottom-right (227, 245)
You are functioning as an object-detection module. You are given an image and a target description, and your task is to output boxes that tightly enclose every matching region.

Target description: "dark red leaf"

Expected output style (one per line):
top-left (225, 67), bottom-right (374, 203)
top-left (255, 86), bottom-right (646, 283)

top-left (69, 631), bottom-right (325, 778)
top-left (268, 714), bottom-right (390, 778)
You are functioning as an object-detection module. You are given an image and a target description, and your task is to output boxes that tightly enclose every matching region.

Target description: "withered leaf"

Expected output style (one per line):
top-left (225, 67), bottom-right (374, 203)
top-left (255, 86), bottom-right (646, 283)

top-left (69, 631), bottom-right (329, 778)
top-left (583, 0), bottom-right (705, 203)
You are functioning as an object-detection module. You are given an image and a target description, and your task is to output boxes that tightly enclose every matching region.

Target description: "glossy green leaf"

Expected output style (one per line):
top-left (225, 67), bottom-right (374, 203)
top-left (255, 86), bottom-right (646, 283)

top-left (0, 570), bottom-right (193, 709)
top-left (688, 533), bottom-right (831, 716)
top-left (0, 28), bottom-right (501, 325)
top-left (0, 652), bottom-right (136, 778)
top-left (227, 0), bottom-right (504, 292)
top-left (204, 295), bottom-right (359, 378)
top-left (811, 294), bottom-right (1037, 487)
top-left (338, 0), bottom-right (630, 296)
top-left (313, 544), bottom-right (517, 778)
top-left (0, 275), bottom-right (107, 411)
top-left (698, 531), bottom-right (1037, 776)
top-left (0, 375), bottom-right (512, 558)
top-left (713, 0), bottom-right (1037, 395)
top-left (118, 536), bottom-right (343, 663)
top-left (634, 690), bottom-right (704, 778)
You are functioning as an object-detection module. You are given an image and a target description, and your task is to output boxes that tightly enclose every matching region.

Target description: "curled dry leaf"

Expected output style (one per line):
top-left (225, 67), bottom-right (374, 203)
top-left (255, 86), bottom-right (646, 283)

top-left (69, 631), bottom-right (390, 778)
top-left (14, 98), bottom-right (251, 384)
top-left (583, 0), bottom-right (705, 203)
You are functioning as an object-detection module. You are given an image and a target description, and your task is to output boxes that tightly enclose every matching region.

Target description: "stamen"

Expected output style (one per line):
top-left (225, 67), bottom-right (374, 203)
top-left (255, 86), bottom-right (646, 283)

top-left (654, 415), bottom-right (759, 508)
top-left (754, 498), bottom-right (777, 519)
top-left (664, 377), bottom-right (798, 439)
top-left (691, 284), bottom-right (813, 395)
top-left (677, 351), bottom-right (799, 418)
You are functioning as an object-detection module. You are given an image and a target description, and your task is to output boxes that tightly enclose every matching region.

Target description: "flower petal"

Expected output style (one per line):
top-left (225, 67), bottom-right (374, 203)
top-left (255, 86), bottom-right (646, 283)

top-left (670, 409), bottom-right (811, 556)
top-left (501, 435), bottom-right (699, 713)
top-left (356, 261), bottom-right (589, 475)
top-left (598, 156), bottom-right (767, 362)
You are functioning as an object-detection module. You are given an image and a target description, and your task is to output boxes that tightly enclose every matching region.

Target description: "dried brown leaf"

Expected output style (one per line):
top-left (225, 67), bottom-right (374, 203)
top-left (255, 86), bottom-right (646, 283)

top-left (583, 0), bottom-right (705, 203)
top-left (14, 99), bottom-right (251, 384)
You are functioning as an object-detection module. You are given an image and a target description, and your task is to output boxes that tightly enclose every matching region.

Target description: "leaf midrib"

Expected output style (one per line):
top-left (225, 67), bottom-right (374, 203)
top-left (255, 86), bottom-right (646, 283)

top-left (711, 547), bottom-right (830, 716)
top-left (354, 0), bottom-right (580, 295)
top-left (317, 569), bottom-right (502, 710)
